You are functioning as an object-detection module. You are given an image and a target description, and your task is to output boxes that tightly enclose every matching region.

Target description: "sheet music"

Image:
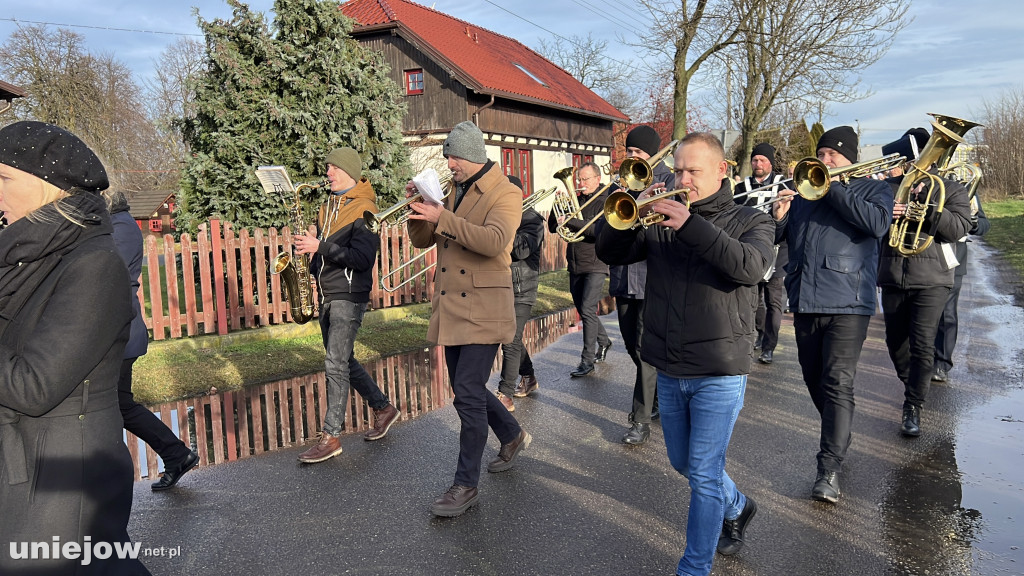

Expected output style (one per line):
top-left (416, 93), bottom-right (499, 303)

top-left (255, 165), bottom-right (295, 196)
top-left (412, 168), bottom-right (445, 204)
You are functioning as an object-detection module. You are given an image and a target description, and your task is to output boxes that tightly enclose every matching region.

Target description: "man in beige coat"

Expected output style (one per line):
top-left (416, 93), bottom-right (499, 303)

top-left (406, 121), bottom-right (531, 517)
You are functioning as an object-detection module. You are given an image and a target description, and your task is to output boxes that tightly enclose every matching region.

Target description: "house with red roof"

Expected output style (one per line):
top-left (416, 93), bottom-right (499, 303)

top-left (339, 0), bottom-right (629, 196)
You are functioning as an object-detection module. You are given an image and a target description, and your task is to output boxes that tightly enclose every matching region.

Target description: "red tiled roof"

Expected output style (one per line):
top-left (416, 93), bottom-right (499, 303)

top-left (340, 0), bottom-right (628, 123)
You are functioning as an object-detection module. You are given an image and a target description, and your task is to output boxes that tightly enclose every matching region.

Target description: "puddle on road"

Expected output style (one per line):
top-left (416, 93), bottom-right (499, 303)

top-left (882, 245), bottom-right (1024, 575)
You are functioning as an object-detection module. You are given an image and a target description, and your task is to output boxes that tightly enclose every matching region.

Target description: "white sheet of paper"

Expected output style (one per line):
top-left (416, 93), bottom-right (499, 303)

top-left (255, 165), bottom-right (295, 197)
top-left (412, 168), bottom-right (445, 205)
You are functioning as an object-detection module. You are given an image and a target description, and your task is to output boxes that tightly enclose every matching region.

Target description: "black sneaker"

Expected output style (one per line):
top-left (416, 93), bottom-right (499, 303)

top-left (901, 403), bottom-right (921, 437)
top-left (932, 368), bottom-right (948, 382)
top-left (717, 496), bottom-right (757, 555)
top-left (811, 469), bottom-right (840, 503)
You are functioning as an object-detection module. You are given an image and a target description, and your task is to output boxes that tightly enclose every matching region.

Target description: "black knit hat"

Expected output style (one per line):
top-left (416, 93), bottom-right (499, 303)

top-left (816, 126), bottom-right (858, 164)
top-left (0, 121), bottom-right (109, 192)
top-left (751, 142), bottom-right (776, 168)
top-left (882, 127), bottom-right (930, 161)
top-left (625, 125), bottom-right (661, 157)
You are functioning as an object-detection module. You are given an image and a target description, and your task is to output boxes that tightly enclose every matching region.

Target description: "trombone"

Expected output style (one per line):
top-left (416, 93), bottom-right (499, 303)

top-left (363, 177), bottom-right (454, 234)
top-left (378, 183), bottom-right (556, 293)
top-left (746, 153), bottom-right (906, 210)
top-left (554, 139), bottom-right (680, 242)
top-left (604, 188), bottom-right (691, 230)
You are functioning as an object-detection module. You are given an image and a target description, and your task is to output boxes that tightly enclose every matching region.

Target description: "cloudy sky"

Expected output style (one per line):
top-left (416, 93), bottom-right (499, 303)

top-left (3, 0), bottom-right (1022, 145)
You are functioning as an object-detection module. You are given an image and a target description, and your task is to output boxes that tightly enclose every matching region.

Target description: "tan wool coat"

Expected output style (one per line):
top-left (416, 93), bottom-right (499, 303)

top-left (408, 164), bottom-right (520, 346)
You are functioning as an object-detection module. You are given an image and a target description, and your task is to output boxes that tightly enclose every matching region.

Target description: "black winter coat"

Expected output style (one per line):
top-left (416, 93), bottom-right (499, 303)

top-left (0, 194), bottom-right (148, 575)
top-left (511, 207), bottom-right (545, 305)
top-left (595, 180), bottom-right (775, 377)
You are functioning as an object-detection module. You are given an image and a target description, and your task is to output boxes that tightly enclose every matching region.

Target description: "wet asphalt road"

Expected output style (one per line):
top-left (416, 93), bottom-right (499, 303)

top-left (129, 242), bottom-right (1022, 576)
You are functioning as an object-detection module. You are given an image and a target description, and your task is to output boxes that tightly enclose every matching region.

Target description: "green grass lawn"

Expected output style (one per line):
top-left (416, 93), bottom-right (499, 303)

top-left (132, 270), bottom-right (572, 405)
top-left (978, 198), bottom-right (1024, 278)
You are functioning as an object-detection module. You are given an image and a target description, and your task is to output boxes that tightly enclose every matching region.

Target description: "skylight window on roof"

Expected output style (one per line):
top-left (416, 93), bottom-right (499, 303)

top-left (513, 64), bottom-right (548, 87)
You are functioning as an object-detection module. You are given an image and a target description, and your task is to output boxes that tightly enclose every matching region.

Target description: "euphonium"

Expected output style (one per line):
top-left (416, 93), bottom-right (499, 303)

top-left (889, 114), bottom-right (981, 256)
top-left (272, 180), bottom-right (327, 324)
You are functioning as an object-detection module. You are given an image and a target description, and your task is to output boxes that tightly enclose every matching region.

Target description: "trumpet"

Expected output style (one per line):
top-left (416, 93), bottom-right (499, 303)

top-left (553, 140), bottom-right (680, 242)
top-left (363, 177), bottom-right (453, 233)
top-left (742, 154), bottom-right (906, 210)
top-left (603, 188), bottom-right (691, 231)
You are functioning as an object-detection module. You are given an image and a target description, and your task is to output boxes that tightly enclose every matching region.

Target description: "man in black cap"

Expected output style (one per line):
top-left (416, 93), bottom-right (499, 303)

top-left (877, 129), bottom-right (972, 437)
top-left (773, 126), bottom-right (893, 503)
top-left (734, 142), bottom-right (789, 364)
top-left (612, 125), bottom-right (671, 445)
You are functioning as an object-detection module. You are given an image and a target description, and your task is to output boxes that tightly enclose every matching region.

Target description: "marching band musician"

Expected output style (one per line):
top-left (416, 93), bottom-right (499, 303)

top-left (405, 121), bottom-right (531, 518)
top-left (614, 126), bottom-right (671, 446)
top-left (596, 132), bottom-right (774, 576)
top-left (496, 175), bottom-right (545, 411)
top-left (773, 126), bottom-right (893, 504)
top-left (294, 147), bottom-right (400, 464)
top-left (734, 142), bottom-right (789, 365)
top-left (548, 161), bottom-right (612, 378)
top-left (878, 128), bottom-right (972, 438)
top-left (933, 183), bottom-right (989, 382)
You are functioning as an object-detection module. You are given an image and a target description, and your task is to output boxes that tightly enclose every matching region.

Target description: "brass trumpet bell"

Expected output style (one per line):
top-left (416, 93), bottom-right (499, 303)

top-left (603, 188), bottom-right (690, 230)
top-left (793, 153), bottom-right (905, 201)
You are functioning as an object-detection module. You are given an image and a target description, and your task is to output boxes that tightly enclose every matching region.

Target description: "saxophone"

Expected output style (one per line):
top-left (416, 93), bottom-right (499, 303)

top-left (272, 180), bottom-right (328, 324)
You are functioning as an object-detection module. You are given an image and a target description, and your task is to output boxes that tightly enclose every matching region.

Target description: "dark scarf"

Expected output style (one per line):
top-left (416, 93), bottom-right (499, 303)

top-left (0, 192), bottom-right (109, 485)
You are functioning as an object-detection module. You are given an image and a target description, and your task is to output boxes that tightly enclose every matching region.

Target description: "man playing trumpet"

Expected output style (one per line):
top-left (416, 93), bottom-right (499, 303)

top-left (596, 132), bottom-right (774, 575)
top-left (405, 121), bottom-right (531, 518)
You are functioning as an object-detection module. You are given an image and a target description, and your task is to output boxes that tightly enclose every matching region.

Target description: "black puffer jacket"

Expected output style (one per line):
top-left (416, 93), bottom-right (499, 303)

top-left (595, 180), bottom-right (775, 377)
top-left (511, 207), bottom-right (545, 305)
top-left (877, 173), bottom-right (972, 289)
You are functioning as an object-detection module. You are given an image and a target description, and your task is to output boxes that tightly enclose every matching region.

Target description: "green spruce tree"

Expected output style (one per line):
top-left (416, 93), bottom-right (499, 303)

top-left (175, 0), bottom-right (411, 233)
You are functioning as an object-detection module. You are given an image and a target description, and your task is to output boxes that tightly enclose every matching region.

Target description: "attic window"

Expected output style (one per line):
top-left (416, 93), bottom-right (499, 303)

top-left (405, 69), bottom-right (424, 95)
top-left (513, 64), bottom-right (547, 87)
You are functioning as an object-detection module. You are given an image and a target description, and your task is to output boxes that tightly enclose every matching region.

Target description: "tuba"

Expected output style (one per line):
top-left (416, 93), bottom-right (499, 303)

top-left (272, 180), bottom-right (328, 324)
top-left (889, 114), bottom-right (981, 256)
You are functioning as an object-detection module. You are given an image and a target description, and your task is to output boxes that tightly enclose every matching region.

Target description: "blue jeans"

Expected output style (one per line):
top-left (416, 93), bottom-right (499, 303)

top-left (320, 299), bottom-right (388, 436)
top-left (658, 373), bottom-right (747, 576)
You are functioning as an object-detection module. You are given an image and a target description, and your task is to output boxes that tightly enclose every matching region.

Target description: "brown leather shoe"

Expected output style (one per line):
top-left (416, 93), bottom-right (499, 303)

top-left (364, 403), bottom-right (400, 441)
top-left (496, 391), bottom-right (515, 412)
top-left (487, 429), bottom-right (532, 473)
top-left (431, 484), bottom-right (479, 517)
top-left (298, 432), bottom-right (343, 463)
top-left (513, 374), bottom-right (539, 398)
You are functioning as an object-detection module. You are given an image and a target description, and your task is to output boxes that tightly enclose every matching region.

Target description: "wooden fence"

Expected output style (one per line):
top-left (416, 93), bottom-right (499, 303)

top-left (125, 308), bottom-right (581, 480)
top-left (140, 219), bottom-right (568, 340)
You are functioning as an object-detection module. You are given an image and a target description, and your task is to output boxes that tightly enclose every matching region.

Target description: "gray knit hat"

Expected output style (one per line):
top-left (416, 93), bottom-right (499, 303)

top-left (325, 147), bottom-right (361, 181)
top-left (0, 121), bottom-right (109, 192)
top-left (443, 121), bottom-right (488, 163)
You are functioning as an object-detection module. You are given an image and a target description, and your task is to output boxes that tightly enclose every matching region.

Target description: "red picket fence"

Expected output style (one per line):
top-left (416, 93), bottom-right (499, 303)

top-left (125, 308), bottom-right (580, 480)
top-left (140, 219), bottom-right (568, 340)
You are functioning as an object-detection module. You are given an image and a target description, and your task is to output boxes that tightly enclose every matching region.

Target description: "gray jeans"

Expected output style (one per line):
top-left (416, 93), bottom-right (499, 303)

top-left (319, 299), bottom-right (388, 436)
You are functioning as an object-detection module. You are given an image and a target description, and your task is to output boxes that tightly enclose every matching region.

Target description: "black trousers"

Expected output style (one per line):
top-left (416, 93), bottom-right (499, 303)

top-left (882, 286), bottom-right (951, 408)
top-left (445, 344), bottom-right (522, 487)
top-left (933, 274), bottom-right (965, 372)
top-left (755, 276), bottom-right (786, 353)
top-left (794, 313), bottom-right (871, 473)
top-left (569, 272), bottom-right (610, 364)
top-left (118, 358), bottom-right (191, 466)
top-left (498, 302), bottom-right (535, 397)
top-left (616, 296), bottom-right (658, 424)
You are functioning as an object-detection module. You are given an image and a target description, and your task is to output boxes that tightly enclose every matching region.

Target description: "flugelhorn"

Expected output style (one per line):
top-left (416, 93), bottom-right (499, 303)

top-left (604, 188), bottom-right (691, 230)
top-left (889, 113), bottom-right (981, 256)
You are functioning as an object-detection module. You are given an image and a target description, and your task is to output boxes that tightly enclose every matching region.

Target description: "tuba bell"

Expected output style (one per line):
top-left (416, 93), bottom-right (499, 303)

top-left (889, 113), bottom-right (981, 256)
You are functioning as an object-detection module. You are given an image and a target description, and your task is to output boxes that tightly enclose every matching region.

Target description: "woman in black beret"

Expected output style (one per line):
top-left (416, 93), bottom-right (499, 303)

top-left (0, 121), bottom-right (150, 574)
